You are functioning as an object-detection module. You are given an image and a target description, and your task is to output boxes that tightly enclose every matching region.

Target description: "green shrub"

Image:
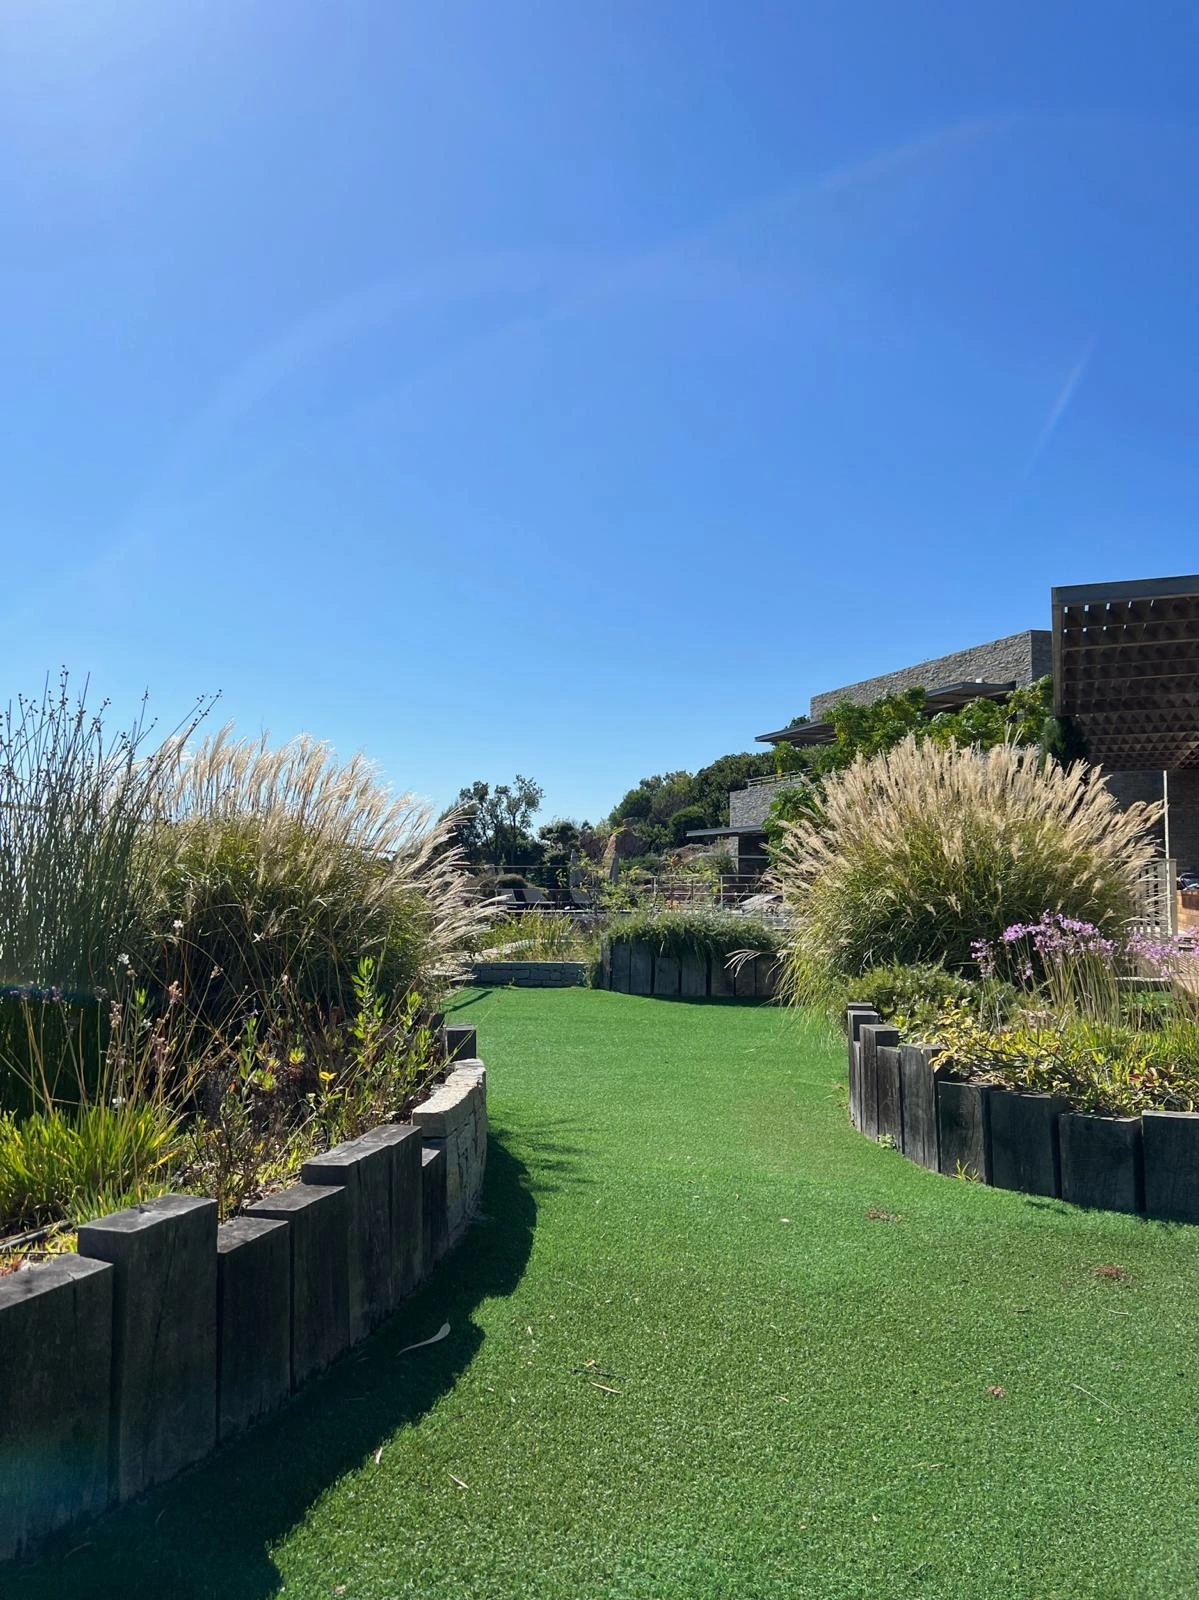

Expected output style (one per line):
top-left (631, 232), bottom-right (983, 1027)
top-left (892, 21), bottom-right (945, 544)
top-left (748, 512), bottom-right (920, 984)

top-left (770, 738), bottom-right (1159, 1001)
top-left (830, 963), bottom-right (983, 1026)
top-left (608, 904), bottom-right (784, 962)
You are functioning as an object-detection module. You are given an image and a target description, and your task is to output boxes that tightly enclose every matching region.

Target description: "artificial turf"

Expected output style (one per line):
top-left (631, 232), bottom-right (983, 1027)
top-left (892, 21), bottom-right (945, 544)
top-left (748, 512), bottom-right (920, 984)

top-left (12, 988), bottom-right (1199, 1600)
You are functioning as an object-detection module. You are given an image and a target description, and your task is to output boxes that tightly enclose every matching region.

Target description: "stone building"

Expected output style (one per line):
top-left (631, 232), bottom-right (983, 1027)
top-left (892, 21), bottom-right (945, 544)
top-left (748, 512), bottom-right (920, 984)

top-left (706, 578), bottom-right (1199, 885)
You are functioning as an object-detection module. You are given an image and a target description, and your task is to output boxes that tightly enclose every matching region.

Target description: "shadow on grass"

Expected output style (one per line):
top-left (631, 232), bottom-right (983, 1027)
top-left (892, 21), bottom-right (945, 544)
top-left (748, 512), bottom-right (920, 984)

top-left (10, 1130), bottom-right (539, 1600)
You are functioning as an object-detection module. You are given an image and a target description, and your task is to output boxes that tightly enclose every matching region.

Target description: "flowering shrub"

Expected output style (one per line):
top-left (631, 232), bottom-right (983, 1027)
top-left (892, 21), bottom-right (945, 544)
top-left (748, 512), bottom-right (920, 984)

top-left (927, 1007), bottom-right (1199, 1117)
top-left (972, 913), bottom-right (1199, 1025)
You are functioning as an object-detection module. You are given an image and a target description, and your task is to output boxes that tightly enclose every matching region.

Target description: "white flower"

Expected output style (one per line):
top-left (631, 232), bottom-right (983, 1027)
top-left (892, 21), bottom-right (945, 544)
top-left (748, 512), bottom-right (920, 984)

top-left (117, 953), bottom-right (130, 967)
top-left (172, 919), bottom-right (184, 932)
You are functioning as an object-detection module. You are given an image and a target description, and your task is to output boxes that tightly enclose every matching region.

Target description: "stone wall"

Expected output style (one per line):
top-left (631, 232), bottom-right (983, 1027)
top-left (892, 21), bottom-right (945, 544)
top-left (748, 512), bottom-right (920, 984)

top-left (0, 1062), bottom-right (487, 1564)
top-left (470, 961), bottom-right (588, 988)
top-left (810, 630), bottom-right (1052, 717)
top-left (729, 778), bottom-right (787, 830)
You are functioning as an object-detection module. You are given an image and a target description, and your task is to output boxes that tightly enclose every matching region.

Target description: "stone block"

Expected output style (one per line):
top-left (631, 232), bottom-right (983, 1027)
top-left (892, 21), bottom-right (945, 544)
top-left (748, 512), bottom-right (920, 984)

top-left (898, 1045), bottom-right (939, 1169)
top-left (422, 1142), bottom-right (449, 1269)
top-left (358, 1121), bottom-right (425, 1301)
top-left (77, 1194), bottom-right (217, 1502)
top-left (411, 1069), bottom-right (478, 1138)
top-left (989, 1091), bottom-right (1063, 1197)
top-left (303, 1136), bottom-right (395, 1343)
top-left (936, 1081), bottom-right (993, 1182)
top-left (1143, 1111), bottom-right (1199, 1223)
top-left (0, 1256), bottom-right (113, 1561)
top-left (216, 1217), bottom-right (290, 1440)
top-left (245, 1184), bottom-right (349, 1388)
top-left (443, 1025), bottom-right (476, 1063)
top-left (858, 1025), bottom-right (899, 1142)
top-left (629, 942), bottom-right (653, 996)
top-left (876, 1045), bottom-right (903, 1144)
top-left (708, 955), bottom-right (734, 998)
top-left (680, 950), bottom-right (707, 998)
top-left (611, 942), bottom-right (631, 992)
top-left (653, 953), bottom-right (681, 996)
top-left (1059, 1114), bottom-right (1144, 1215)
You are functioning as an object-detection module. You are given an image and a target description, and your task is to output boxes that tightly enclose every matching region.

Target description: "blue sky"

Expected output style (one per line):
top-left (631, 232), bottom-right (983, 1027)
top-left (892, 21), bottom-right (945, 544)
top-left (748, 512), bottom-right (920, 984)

top-left (3, 2), bottom-right (1199, 824)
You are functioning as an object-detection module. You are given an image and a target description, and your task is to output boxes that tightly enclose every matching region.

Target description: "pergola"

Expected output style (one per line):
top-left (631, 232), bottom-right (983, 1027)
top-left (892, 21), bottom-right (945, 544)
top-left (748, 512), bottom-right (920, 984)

top-left (1052, 574), bottom-right (1199, 770)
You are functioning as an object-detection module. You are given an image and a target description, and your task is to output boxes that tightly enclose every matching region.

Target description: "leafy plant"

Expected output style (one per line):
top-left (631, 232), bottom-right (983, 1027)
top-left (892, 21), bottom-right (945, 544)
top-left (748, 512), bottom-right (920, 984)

top-left (830, 962), bottom-right (1000, 1033)
top-left (925, 1007), bottom-right (1199, 1118)
top-left (771, 737), bottom-right (1160, 1000)
top-left (0, 1102), bottom-right (180, 1232)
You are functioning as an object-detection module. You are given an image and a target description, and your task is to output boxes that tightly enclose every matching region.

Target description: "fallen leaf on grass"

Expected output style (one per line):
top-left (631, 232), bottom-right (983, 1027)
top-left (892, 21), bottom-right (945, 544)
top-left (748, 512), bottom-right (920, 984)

top-left (450, 1475), bottom-right (469, 1491)
top-left (985, 1385), bottom-right (1006, 1398)
top-left (866, 1208), bottom-right (901, 1222)
top-left (572, 1359), bottom-right (621, 1380)
top-left (780, 1218), bottom-right (792, 1225)
top-left (396, 1323), bottom-right (450, 1357)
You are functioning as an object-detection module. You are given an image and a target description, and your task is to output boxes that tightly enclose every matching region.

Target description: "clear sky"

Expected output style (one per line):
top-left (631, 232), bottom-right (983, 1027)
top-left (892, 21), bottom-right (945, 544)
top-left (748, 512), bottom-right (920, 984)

top-left (3, 2), bottom-right (1199, 824)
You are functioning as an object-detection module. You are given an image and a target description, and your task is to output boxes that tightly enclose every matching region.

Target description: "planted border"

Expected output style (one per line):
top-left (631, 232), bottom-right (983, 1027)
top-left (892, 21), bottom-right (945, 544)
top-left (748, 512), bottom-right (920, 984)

top-left (0, 1058), bottom-right (488, 1564)
top-left (846, 1008), bottom-right (1193, 1222)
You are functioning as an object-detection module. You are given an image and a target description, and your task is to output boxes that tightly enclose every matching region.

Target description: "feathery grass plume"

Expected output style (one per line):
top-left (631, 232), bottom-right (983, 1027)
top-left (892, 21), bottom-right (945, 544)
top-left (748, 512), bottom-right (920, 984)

top-left (145, 727), bottom-right (489, 1018)
top-left (768, 737), bottom-right (1161, 1005)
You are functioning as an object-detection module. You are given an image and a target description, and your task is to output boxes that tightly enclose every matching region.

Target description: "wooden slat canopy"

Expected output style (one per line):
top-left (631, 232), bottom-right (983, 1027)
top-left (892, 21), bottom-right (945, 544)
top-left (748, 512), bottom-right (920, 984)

top-left (1053, 575), bottom-right (1199, 770)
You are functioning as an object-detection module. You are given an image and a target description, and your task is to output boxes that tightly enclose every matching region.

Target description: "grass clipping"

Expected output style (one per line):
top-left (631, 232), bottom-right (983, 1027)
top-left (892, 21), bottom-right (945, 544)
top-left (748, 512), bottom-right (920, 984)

top-left (769, 736), bottom-right (1160, 998)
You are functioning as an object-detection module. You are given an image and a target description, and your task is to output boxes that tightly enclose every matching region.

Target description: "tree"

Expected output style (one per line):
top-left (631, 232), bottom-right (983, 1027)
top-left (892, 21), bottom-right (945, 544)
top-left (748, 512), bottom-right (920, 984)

top-left (449, 775), bottom-right (545, 866)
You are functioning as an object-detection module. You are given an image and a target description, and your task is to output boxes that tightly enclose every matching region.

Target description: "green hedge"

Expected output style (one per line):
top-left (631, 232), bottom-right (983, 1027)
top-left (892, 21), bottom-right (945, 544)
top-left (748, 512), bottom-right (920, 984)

top-left (607, 905), bottom-right (783, 962)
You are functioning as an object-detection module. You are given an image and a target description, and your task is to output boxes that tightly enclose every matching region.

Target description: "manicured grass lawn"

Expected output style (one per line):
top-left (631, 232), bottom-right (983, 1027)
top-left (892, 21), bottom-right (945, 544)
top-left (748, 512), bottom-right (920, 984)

top-left (15, 988), bottom-right (1199, 1599)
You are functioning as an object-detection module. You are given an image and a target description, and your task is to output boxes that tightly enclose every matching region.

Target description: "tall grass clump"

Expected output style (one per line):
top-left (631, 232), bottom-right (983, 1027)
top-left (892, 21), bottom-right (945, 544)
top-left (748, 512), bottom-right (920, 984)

top-left (770, 737), bottom-right (1160, 1004)
top-left (146, 728), bottom-right (490, 1021)
top-left (0, 673), bottom-right (204, 995)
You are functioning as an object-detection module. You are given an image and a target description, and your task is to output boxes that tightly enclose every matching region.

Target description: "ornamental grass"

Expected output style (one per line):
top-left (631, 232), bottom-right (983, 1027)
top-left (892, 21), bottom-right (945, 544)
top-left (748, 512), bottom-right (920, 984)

top-left (770, 736), bottom-right (1160, 1003)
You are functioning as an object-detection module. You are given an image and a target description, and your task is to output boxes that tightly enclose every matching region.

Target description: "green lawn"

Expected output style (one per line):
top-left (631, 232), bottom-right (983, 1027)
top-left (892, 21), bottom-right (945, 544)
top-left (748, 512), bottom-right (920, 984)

top-left (15, 988), bottom-right (1199, 1599)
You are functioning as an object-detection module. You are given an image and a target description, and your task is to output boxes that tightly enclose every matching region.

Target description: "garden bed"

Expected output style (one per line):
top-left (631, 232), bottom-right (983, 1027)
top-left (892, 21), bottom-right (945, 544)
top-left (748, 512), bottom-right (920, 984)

top-left (0, 1054), bottom-right (488, 1565)
top-left (848, 1007), bottom-right (1199, 1221)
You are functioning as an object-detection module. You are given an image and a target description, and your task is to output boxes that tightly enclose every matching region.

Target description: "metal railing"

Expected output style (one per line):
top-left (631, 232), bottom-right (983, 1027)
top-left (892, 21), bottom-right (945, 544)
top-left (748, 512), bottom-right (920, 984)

top-left (1134, 859), bottom-right (1179, 939)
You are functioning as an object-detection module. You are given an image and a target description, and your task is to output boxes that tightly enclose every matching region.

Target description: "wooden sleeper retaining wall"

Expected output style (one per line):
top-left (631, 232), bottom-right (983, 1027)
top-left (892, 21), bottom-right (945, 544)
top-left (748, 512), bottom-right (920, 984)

top-left (0, 1060), bottom-right (488, 1564)
top-left (847, 1009), bottom-right (1196, 1221)
top-left (603, 940), bottom-right (780, 999)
